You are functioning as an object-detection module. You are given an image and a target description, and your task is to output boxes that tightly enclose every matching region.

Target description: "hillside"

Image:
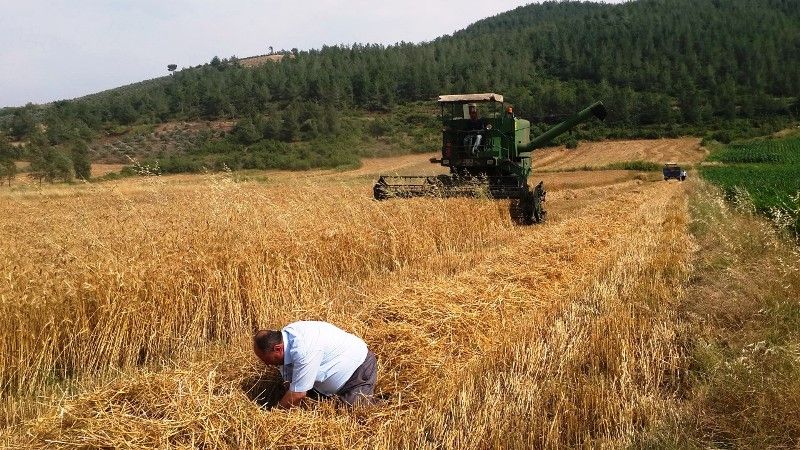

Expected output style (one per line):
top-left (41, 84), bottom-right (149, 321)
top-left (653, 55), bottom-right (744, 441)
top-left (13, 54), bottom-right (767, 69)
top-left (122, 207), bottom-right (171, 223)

top-left (21, 0), bottom-right (800, 122)
top-left (238, 53), bottom-right (288, 68)
top-left (0, 0), bottom-right (798, 183)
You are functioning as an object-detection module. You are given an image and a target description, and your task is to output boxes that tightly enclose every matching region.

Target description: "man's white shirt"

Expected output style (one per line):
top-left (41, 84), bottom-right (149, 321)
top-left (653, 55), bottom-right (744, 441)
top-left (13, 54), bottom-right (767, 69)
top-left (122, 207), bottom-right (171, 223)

top-left (278, 321), bottom-right (368, 395)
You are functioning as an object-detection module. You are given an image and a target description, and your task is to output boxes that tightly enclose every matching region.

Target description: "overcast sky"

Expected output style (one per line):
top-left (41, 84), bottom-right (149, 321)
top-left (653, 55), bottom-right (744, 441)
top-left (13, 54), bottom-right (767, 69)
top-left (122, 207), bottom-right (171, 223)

top-left (0, 1), bottom-right (624, 108)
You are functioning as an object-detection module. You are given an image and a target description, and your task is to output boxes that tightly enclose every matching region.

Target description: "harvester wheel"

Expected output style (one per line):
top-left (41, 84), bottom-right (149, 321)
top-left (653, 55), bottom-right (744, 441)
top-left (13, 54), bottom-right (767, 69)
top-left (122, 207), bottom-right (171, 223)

top-left (510, 190), bottom-right (534, 225)
top-left (510, 183), bottom-right (547, 225)
top-left (510, 196), bottom-right (529, 225)
top-left (373, 182), bottom-right (389, 200)
top-left (532, 181), bottom-right (547, 223)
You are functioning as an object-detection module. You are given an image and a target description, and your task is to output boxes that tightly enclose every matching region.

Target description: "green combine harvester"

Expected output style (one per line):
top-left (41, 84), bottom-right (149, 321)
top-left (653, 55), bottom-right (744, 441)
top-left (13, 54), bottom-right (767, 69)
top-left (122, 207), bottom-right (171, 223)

top-left (373, 93), bottom-right (606, 224)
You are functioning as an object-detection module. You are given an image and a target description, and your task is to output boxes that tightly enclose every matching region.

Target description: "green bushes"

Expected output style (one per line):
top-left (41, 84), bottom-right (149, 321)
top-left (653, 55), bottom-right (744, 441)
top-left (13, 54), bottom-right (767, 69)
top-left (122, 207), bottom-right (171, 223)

top-left (367, 118), bottom-right (394, 137)
top-left (191, 139), bottom-right (244, 155)
top-left (605, 160), bottom-right (662, 172)
top-left (150, 135), bottom-right (362, 173)
top-left (157, 155), bottom-right (205, 174)
top-left (564, 138), bottom-right (579, 149)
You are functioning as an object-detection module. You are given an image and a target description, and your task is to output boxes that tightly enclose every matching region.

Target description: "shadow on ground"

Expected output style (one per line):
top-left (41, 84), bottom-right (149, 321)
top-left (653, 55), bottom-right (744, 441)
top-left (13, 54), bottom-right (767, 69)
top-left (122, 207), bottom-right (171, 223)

top-left (240, 370), bottom-right (285, 409)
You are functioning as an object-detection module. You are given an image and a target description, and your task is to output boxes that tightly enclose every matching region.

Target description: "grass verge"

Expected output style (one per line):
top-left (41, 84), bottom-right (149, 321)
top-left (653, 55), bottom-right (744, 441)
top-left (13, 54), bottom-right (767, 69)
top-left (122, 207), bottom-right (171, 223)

top-left (660, 181), bottom-right (800, 448)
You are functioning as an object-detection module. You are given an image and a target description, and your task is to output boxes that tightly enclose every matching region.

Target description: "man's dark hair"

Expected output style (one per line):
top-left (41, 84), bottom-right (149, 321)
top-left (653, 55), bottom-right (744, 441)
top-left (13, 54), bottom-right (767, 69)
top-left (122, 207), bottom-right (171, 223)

top-left (254, 329), bottom-right (282, 352)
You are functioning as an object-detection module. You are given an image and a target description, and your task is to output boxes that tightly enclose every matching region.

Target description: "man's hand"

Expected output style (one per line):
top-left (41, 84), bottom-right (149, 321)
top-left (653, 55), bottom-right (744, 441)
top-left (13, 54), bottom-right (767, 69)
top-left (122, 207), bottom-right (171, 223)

top-left (278, 390), bottom-right (307, 409)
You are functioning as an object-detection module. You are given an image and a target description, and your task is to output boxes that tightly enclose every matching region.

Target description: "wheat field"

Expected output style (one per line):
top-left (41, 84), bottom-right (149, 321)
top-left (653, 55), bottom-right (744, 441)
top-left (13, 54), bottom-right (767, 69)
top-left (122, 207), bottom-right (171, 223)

top-left (1, 143), bottom-right (695, 448)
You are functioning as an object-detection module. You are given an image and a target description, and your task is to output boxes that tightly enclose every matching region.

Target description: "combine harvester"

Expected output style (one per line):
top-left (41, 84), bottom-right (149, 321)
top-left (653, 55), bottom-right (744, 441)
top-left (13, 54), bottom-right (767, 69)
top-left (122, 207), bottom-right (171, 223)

top-left (373, 93), bottom-right (606, 224)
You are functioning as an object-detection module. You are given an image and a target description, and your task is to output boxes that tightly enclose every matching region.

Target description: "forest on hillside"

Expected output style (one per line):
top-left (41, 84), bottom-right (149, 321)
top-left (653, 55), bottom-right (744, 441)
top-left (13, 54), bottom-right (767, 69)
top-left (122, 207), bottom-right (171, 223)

top-left (1, 0), bottom-right (798, 178)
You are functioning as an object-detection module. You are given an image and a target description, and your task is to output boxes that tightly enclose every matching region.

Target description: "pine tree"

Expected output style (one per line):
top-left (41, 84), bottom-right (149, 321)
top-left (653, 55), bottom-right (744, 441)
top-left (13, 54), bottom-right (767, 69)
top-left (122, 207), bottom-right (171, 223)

top-left (29, 145), bottom-right (73, 183)
top-left (233, 117), bottom-right (261, 144)
top-left (281, 105), bottom-right (300, 142)
top-left (10, 105), bottom-right (36, 140)
top-left (71, 141), bottom-right (92, 180)
top-left (0, 138), bottom-right (17, 186)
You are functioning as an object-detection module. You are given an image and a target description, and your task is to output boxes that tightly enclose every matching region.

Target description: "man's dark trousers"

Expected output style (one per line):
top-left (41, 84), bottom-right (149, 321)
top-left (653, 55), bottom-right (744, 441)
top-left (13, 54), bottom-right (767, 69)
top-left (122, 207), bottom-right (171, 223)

top-left (335, 350), bottom-right (378, 406)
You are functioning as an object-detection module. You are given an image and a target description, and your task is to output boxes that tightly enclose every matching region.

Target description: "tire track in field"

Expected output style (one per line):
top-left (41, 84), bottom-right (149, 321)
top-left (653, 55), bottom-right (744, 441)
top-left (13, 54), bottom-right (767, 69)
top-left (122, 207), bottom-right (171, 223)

top-left (354, 181), bottom-right (681, 394)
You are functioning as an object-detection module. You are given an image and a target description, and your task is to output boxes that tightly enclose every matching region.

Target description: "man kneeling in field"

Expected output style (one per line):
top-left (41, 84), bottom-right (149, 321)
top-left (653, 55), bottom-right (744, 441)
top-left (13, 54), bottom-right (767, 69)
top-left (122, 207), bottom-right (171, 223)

top-left (253, 321), bottom-right (378, 408)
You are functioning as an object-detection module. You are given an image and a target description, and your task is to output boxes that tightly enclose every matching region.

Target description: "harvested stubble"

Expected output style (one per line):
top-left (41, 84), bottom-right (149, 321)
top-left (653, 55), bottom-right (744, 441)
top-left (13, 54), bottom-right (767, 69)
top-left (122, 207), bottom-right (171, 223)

top-left (533, 137), bottom-right (705, 171)
top-left (1, 170), bottom-right (692, 448)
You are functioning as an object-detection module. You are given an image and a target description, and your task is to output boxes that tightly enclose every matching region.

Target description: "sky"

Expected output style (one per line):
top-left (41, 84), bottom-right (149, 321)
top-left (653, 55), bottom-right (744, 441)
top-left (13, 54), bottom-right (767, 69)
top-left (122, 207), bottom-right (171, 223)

top-left (0, 1), bottom-right (624, 108)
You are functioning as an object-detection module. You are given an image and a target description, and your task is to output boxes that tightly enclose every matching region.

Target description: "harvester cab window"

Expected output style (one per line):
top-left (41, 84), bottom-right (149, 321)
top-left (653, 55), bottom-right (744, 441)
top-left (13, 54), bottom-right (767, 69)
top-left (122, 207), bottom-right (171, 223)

top-left (441, 103), bottom-right (465, 121)
top-left (441, 102), bottom-right (497, 124)
top-left (463, 103), bottom-right (475, 120)
top-left (460, 103), bottom-right (497, 122)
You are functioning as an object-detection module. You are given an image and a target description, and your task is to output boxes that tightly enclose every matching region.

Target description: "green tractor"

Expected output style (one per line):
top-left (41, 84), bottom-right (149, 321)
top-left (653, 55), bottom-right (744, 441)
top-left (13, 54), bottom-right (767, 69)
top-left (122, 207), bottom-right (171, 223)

top-left (373, 93), bottom-right (607, 224)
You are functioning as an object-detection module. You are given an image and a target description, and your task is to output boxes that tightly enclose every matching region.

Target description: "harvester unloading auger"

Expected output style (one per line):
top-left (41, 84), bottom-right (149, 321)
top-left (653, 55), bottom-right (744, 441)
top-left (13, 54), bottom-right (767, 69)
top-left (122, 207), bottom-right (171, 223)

top-left (373, 93), bottom-right (607, 224)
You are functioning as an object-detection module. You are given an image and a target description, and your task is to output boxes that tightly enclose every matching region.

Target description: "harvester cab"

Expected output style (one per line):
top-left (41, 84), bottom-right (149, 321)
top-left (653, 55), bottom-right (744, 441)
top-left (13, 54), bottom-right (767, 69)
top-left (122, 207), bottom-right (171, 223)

top-left (373, 93), bottom-right (606, 225)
